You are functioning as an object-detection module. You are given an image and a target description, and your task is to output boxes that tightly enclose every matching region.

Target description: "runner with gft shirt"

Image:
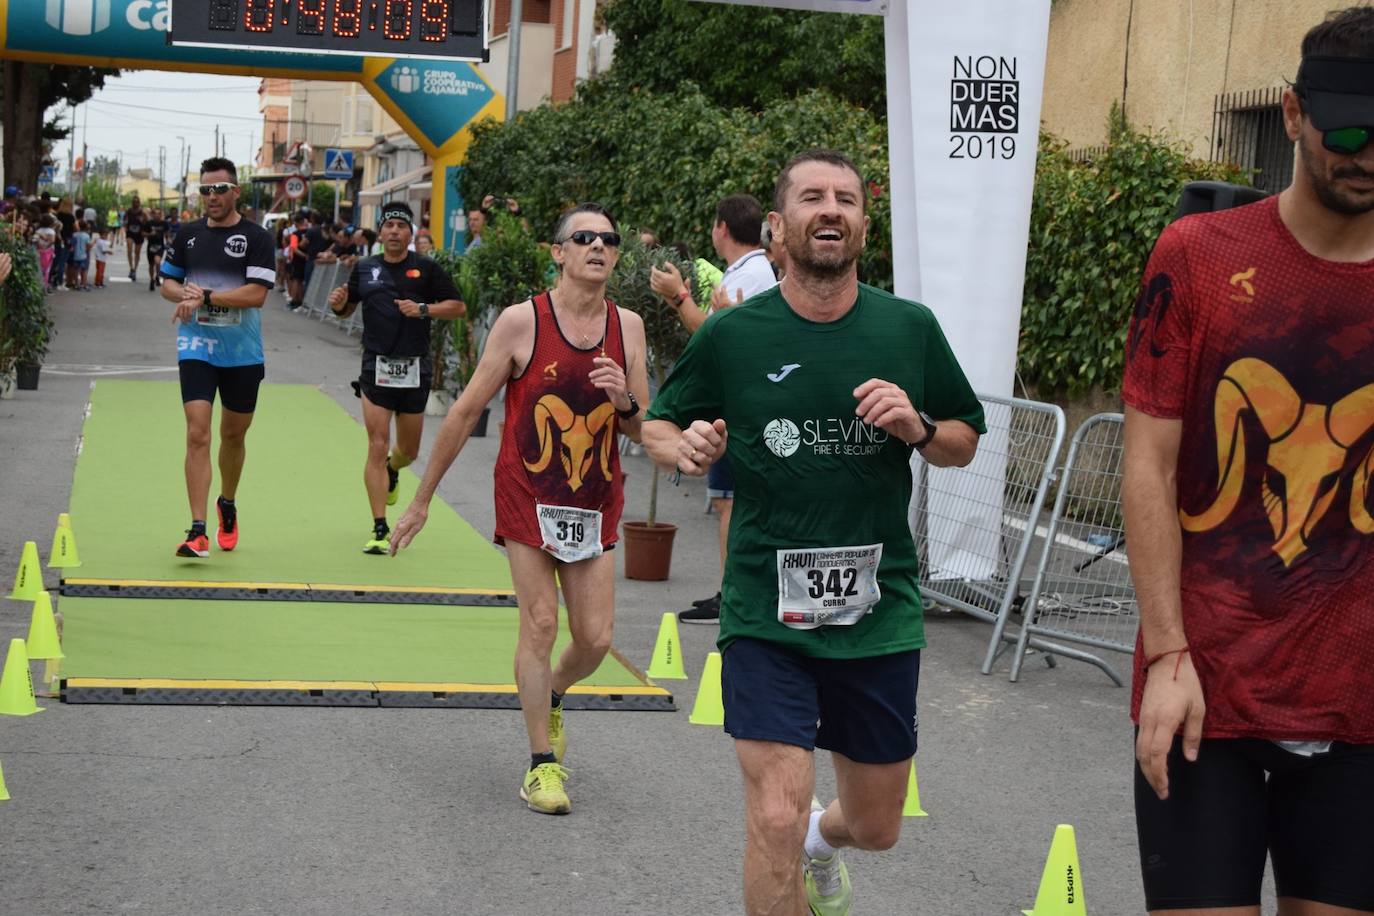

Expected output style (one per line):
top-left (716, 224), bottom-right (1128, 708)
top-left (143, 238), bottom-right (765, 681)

top-left (159, 157), bottom-right (277, 559)
top-left (328, 202), bottom-right (465, 554)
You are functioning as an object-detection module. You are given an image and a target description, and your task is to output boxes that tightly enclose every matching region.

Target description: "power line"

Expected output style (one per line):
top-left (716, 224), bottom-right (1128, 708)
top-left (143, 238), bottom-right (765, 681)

top-left (86, 97), bottom-right (351, 132)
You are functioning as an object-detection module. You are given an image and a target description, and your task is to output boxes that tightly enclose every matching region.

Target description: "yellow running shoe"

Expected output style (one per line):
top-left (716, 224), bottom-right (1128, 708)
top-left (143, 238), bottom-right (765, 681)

top-left (520, 762), bottom-right (571, 815)
top-left (549, 703), bottom-right (567, 762)
top-left (804, 799), bottom-right (852, 915)
top-left (386, 462), bottom-right (399, 506)
top-left (363, 530), bottom-right (389, 555)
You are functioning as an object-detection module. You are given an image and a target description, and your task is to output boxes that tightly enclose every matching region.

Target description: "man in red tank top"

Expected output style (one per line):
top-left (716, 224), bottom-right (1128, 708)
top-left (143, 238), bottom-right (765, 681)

top-left (1123, 8), bottom-right (1374, 912)
top-left (391, 203), bottom-right (650, 816)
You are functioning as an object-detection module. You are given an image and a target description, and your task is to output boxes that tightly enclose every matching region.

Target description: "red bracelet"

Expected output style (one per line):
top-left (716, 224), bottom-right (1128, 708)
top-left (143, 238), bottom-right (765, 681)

top-left (1144, 646), bottom-right (1190, 680)
top-left (673, 289), bottom-right (689, 306)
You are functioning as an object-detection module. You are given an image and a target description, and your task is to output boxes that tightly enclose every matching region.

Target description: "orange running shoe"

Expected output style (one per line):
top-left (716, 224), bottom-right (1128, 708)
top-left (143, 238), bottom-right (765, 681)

top-left (216, 496), bottom-right (239, 551)
top-left (176, 530), bottom-right (210, 558)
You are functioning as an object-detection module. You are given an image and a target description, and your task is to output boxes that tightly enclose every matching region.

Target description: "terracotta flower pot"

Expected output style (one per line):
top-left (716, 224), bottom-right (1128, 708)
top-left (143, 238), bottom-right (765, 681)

top-left (621, 521), bottom-right (678, 581)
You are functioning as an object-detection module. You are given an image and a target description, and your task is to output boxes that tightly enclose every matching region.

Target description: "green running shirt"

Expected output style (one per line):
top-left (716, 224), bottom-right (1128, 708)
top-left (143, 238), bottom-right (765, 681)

top-left (647, 283), bottom-right (986, 659)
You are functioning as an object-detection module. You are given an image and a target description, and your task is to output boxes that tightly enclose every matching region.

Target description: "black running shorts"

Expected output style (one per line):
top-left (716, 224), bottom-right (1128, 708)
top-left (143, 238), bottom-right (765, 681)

top-left (353, 375), bottom-right (430, 415)
top-left (1135, 736), bottom-right (1374, 911)
top-left (721, 636), bottom-right (920, 764)
top-left (179, 359), bottom-right (266, 414)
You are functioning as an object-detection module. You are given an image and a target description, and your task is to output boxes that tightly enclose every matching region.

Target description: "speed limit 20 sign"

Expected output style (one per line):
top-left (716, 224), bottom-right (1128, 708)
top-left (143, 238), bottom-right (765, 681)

top-left (282, 175), bottom-right (308, 200)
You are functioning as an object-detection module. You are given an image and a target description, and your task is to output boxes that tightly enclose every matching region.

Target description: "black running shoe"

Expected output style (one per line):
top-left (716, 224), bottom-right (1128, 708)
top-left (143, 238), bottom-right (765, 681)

top-left (678, 593), bottom-right (721, 624)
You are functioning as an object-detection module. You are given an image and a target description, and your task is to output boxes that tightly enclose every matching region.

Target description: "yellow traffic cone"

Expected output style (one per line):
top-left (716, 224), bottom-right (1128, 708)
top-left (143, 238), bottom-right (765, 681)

top-left (8, 541), bottom-right (43, 600)
top-left (0, 759), bottom-right (10, 801)
top-left (0, 638), bottom-right (43, 716)
top-left (26, 592), bottom-right (64, 661)
top-left (1022, 824), bottom-right (1087, 916)
top-left (27, 592), bottom-right (64, 699)
top-left (47, 513), bottom-right (81, 568)
top-left (646, 612), bottom-right (688, 680)
top-left (688, 651), bottom-right (724, 726)
top-left (903, 759), bottom-right (929, 817)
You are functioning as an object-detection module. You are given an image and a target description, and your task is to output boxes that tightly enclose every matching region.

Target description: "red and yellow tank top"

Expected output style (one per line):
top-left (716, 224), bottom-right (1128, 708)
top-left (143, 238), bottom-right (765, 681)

top-left (493, 291), bottom-right (627, 555)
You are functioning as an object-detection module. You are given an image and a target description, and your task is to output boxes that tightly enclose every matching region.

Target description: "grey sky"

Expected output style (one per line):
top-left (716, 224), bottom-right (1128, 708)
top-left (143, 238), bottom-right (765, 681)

top-left (51, 71), bottom-right (269, 181)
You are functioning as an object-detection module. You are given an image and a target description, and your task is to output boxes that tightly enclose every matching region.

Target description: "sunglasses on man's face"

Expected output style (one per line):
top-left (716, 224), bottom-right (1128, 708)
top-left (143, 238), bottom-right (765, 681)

top-left (199, 182), bottom-right (238, 197)
top-left (562, 230), bottom-right (621, 248)
top-left (1321, 125), bottom-right (1373, 156)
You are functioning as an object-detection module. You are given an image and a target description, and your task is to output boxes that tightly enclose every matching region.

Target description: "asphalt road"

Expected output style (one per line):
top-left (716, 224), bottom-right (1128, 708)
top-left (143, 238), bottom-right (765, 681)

top-left (0, 250), bottom-right (1160, 915)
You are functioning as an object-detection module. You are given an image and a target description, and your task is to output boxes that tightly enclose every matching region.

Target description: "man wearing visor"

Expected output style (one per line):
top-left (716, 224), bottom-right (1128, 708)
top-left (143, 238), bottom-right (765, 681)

top-left (159, 158), bottom-right (277, 558)
top-left (328, 202), bottom-right (465, 554)
top-left (1123, 7), bottom-right (1374, 914)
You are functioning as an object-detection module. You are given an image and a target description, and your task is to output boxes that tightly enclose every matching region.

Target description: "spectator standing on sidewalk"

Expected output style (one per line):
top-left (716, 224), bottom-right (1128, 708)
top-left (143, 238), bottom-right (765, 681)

top-left (650, 193), bottom-right (779, 624)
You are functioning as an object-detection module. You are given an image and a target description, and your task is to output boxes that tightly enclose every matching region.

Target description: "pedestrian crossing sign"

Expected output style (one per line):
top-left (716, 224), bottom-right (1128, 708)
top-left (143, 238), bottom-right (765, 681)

top-left (323, 149), bottom-right (354, 179)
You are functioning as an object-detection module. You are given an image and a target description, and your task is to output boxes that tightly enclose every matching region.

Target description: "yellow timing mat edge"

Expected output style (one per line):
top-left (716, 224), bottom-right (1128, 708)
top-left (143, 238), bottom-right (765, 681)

top-left (61, 578), bottom-right (513, 596)
top-left (65, 678), bottom-right (672, 696)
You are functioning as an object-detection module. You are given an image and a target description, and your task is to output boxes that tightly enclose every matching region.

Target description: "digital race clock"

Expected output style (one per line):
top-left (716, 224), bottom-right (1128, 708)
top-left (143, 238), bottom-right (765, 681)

top-left (169, 0), bottom-right (487, 61)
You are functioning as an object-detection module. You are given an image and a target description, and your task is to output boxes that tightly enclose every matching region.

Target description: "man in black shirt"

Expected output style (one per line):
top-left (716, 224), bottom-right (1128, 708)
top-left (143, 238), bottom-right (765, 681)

top-left (328, 202), bottom-right (464, 553)
top-left (124, 196), bottom-right (146, 281)
top-left (144, 207), bottom-right (171, 291)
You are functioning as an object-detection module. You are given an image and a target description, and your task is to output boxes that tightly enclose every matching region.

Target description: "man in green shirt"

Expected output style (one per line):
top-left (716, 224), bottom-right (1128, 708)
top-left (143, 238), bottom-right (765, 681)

top-left (643, 149), bottom-right (984, 916)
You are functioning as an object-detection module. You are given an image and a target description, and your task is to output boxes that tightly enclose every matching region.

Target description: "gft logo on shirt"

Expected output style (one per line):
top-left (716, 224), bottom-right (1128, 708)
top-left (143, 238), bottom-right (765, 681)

top-left (224, 235), bottom-right (249, 258)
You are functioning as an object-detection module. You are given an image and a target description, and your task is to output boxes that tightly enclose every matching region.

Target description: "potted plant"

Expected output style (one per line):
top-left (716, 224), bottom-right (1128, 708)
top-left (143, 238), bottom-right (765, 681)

top-left (440, 213), bottom-right (551, 435)
top-left (0, 233), bottom-right (53, 391)
top-left (605, 230), bottom-right (696, 580)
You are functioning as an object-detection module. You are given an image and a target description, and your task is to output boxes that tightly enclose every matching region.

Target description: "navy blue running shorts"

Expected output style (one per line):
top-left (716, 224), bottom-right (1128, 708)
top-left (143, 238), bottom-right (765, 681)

top-left (178, 359), bottom-right (265, 414)
top-left (721, 636), bottom-right (920, 764)
top-left (1135, 735), bottom-right (1374, 911)
top-left (707, 453), bottom-right (735, 499)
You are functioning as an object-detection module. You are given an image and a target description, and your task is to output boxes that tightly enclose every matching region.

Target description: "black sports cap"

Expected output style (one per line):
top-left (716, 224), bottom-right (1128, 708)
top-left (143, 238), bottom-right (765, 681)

top-left (294, 209), bottom-right (311, 222)
top-left (1294, 56), bottom-right (1374, 130)
top-left (378, 201), bottom-right (414, 229)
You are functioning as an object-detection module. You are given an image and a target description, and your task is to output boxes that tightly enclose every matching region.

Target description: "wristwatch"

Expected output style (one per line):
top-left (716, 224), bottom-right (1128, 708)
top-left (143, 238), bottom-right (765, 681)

top-left (418, 302), bottom-right (430, 317)
top-left (202, 288), bottom-right (213, 307)
top-left (616, 391), bottom-right (641, 420)
top-left (913, 411), bottom-right (938, 450)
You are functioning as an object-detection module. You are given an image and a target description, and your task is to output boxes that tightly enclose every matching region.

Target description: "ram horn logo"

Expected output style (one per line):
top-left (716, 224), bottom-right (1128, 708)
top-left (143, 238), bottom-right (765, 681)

top-left (1180, 358), bottom-right (1374, 566)
top-left (523, 395), bottom-right (616, 492)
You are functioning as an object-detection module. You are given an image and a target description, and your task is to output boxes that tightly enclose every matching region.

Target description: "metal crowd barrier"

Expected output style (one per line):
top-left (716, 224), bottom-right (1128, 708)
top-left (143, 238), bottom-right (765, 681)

top-left (304, 261), bottom-right (342, 320)
top-left (1010, 413), bottom-right (1135, 685)
top-left (913, 394), bottom-right (1066, 675)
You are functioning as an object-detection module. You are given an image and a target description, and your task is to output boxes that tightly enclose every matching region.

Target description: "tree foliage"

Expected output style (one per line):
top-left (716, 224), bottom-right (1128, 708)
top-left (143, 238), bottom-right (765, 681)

top-left (460, 84), bottom-right (892, 289)
top-left (601, 0), bottom-right (886, 113)
top-left (1, 63), bottom-right (119, 192)
top-left (1019, 106), bottom-right (1246, 395)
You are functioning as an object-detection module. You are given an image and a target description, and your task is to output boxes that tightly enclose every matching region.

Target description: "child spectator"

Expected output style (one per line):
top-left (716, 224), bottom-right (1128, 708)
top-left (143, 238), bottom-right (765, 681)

top-left (71, 219), bottom-right (92, 291)
top-left (92, 227), bottom-right (113, 288)
top-left (34, 215), bottom-right (57, 293)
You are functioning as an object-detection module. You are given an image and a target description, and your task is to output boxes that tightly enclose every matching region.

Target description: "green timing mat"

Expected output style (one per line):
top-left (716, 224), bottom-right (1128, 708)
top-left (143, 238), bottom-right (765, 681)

top-left (57, 381), bottom-right (672, 710)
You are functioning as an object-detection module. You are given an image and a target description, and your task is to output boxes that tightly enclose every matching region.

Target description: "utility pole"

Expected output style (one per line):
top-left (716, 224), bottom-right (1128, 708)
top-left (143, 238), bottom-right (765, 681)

top-left (66, 101), bottom-right (76, 191)
top-left (158, 145), bottom-right (166, 206)
top-left (176, 136), bottom-right (187, 215)
top-left (214, 125), bottom-right (220, 162)
top-left (505, 0), bottom-right (523, 121)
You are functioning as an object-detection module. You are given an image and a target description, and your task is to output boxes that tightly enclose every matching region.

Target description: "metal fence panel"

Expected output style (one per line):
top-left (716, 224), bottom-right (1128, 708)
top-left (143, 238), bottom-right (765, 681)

top-left (913, 394), bottom-right (1065, 674)
top-left (1010, 412), bottom-right (1135, 684)
top-left (306, 261), bottom-right (341, 320)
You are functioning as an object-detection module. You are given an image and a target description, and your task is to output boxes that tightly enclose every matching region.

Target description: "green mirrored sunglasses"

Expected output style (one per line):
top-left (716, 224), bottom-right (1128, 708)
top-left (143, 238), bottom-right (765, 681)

top-left (1322, 125), bottom-right (1373, 155)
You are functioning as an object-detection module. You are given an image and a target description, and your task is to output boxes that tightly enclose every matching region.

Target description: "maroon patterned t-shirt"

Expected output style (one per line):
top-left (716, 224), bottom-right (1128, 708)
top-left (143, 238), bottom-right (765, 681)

top-left (1123, 196), bottom-right (1374, 742)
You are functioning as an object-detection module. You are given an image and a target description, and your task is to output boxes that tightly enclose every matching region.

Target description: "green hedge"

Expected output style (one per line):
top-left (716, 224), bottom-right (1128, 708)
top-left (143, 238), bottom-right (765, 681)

top-left (1019, 108), bottom-right (1245, 395)
top-left (459, 83), bottom-right (892, 290)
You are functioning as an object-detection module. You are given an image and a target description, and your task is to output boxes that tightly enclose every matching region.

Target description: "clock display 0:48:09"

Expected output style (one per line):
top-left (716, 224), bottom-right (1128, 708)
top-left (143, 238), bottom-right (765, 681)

top-left (210, 0), bottom-right (456, 43)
